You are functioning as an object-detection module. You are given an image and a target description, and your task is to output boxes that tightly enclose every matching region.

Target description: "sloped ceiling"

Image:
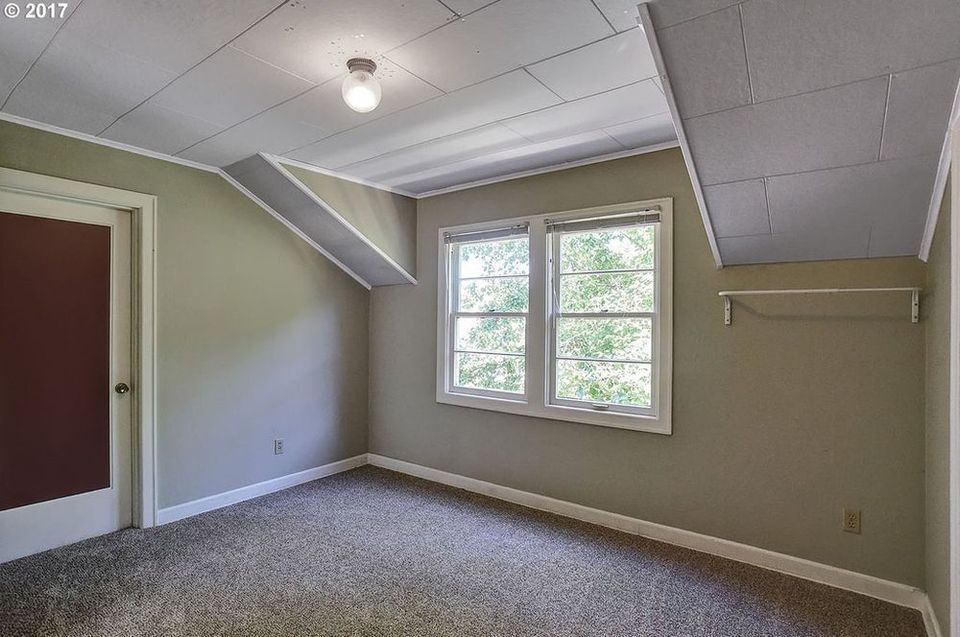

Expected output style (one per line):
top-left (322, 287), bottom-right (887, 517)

top-left (645, 0), bottom-right (960, 265)
top-left (0, 0), bottom-right (677, 196)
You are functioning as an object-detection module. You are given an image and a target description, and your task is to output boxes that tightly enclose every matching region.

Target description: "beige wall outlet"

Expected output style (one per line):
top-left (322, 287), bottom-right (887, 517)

top-left (842, 508), bottom-right (861, 534)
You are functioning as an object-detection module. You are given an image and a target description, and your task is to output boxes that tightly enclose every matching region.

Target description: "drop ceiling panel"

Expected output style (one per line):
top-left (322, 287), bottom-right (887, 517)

top-left (101, 103), bottom-right (224, 156)
top-left (593, 0), bottom-right (645, 32)
top-left (503, 80), bottom-right (666, 143)
top-left (527, 30), bottom-right (657, 101)
top-left (344, 124), bottom-right (527, 182)
top-left (392, 130), bottom-right (623, 194)
top-left (717, 225), bottom-right (871, 265)
top-left (4, 32), bottom-right (177, 134)
top-left (388, 0), bottom-right (613, 92)
top-left (741, 0), bottom-right (960, 102)
top-left (685, 77), bottom-right (888, 185)
top-left (61, 0), bottom-right (279, 74)
top-left (765, 155), bottom-right (938, 236)
top-left (880, 60), bottom-right (960, 161)
top-left (701, 180), bottom-right (770, 238)
top-left (231, 0), bottom-right (454, 85)
top-left (151, 46), bottom-right (313, 128)
top-left (603, 112), bottom-right (677, 148)
top-left (647, 0), bottom-right (741, 29)
top-left (287, 70), bottom-right (560, 168)
top-left (0, 2), bottom-right (79, 104)
top-left (656, 6), bottom-right (751, 118)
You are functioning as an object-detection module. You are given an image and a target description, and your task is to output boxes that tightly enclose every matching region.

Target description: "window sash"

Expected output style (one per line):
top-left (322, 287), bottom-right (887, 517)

top-left (547, 220), bottom-right (660, 416)
top-left (448, 240), bottom-right (529, 399)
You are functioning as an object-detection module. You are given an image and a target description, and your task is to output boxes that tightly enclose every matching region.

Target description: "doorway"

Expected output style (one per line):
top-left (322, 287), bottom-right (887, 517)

top-left (0, 168), bottom-right (157, 562)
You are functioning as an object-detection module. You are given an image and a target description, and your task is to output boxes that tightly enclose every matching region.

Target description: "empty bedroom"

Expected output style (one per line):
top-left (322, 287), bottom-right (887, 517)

top-left (1, 1), bottom-right (959, 636)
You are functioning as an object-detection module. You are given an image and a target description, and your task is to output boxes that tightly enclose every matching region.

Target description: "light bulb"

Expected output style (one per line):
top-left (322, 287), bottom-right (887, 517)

top-left (341, 58), bottom-right (381, 113)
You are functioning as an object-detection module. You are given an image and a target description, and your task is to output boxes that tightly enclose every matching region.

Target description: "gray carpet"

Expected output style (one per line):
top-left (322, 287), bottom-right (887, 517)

top-left (0, 466), bottom-right (924, 636)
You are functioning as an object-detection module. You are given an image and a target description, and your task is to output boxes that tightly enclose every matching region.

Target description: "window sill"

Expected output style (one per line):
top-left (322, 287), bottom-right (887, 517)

top-left (436, 390), bottom-right (672, 435)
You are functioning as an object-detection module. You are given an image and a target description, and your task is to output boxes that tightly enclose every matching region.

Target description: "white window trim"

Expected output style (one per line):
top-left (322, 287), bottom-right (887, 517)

top-left (436, 198), bottom-right (673, 435)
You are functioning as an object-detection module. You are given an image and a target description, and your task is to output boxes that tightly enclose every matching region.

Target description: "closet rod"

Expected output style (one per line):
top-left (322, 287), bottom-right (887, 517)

top-left (717, 287), bottom-right (922, 325)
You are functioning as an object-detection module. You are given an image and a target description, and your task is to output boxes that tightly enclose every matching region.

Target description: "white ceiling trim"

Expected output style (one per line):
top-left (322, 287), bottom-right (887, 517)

top-left (638, 2), bottom-right (722, 269)
top-left (919, 73), bottom-right (960, 262)
top-left (416, 139), bottom-right (679, 198)
top-left (0, 111), bottom-right (221, 174)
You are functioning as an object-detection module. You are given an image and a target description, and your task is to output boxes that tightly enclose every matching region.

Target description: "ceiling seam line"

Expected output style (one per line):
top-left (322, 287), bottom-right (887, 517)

top-left (762, 177), bottom-right (773, 234)
top-left (737, 3), bottom-right (756, 105)
top-left (699, 151), bottom-right (942, 189)
top-left (682, 55), bottom-right (960, 123)
top-left (292, 77), bottom-right (653, 164)
top-left (0, 0), bottom-right (85, 111)
top-left (380, 55), bottom-right (447, 94)
top-left (587, 0), bottom-right (617, 33)
top-left (379, 0), bottom-right (504, 55)
top-left (172, 83), bottom-right (322, 156)
top-left (521, 68), bottom-right (566, 102)
top-left (434, 0), bottom-right (460, 17)
top-left (876, 74), bottom-right (893, 161)
top-left (654, 3), bottom-right (744, 32)
top-left (273, 29), bottom-right (642, 156)
top-left (93, 0), bottom-right (292, 136)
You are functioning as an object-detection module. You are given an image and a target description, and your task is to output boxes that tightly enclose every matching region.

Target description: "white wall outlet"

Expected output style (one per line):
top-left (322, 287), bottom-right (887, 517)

top-left (842, 508), bottom-right (861, 534)
top-left (274, 438), bottom-right (284, 455)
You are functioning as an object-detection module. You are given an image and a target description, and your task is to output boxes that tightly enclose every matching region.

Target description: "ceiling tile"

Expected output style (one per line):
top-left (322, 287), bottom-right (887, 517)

top-left (342, 124), bottom-right (527, 182)
top-left (0, 3), bottom-right (79, 104)
top-left (4, 32), bottom-right (177, 134)
top-left (881, 60), bottom-right (960, 161)
top-left (60, 0), bottom-right (278, 75)
top-left (442, 0), bottom-right (499, 15)
top-left (657, 6), bottom-right (751, 118)
top-left (647, 0), bottom-right (741, 29)
top-left (702, 180), bottom-right (770, 238)
top-left (391, 130), bottom-right (624, 194)
top-left (603, 112), bottom-right (677, 148)
top-left (685, 77), bottom-right (888, 185)
top-left (717, 225), bottom-right (871, 265)
top-left (231, 0), bottom-right (454, 85)
top-left (286, 70), bottom-right (560, 168)
top-left (742, 0), bottom-right (960, 102)
top-left (868, 209), bottom-right (929, 257)
top-left (151, 46), bottom-right (313, 128)
top-left (503, 80), bottom-right (666, 143)
top-left (100, 103), bottom-right (224, 156)
top-left (592, 0), bottom-right (645, 32)
top-left (176, 111), bottom-right (327, 167)
top-left (527, 30), bottom-right (657, 101)
top-left (388, 0), bottom-right (613, 92)
top-left (765, 155), bottom-right (938, 236)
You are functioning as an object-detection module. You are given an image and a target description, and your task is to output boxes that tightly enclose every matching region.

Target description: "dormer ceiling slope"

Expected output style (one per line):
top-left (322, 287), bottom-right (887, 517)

top-left (643, 0), bottom-right (960, 266)
top-left (0, 0), bottom-right (678, 196)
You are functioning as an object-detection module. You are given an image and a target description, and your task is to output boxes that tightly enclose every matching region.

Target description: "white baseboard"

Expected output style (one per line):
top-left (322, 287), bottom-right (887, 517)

top-left (156, 453), bottom-right (368, 525)
top-left (366, 454), bottom-right (934, 621)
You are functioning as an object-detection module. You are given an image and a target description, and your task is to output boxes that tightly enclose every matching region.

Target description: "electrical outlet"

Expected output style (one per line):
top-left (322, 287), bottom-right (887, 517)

top-left (273, 439), bottom-right (284, 455)
top-left (842, 508), bottom-right (861, 534)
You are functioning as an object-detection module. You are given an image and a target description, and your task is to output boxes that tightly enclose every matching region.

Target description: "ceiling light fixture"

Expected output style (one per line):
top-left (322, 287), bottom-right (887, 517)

top-left (341, 58), bottom-right (381, 113)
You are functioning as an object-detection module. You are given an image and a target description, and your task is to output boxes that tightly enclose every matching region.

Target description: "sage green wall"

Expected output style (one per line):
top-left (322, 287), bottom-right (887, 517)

top-left (281, 163), bottom-right (417, 279)
top-left (0, 120), bottom-right (370, 509)
top-left (925, 183), bottom-right (951, 628)
top-left (369, 147), bottom-right (927, 586)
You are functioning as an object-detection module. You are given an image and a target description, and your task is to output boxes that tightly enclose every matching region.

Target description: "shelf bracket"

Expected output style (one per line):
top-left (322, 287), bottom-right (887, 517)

top-left (723, 296), bottom-right (732, 326)
top-left (911, 289), bottom-right (919, 323)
